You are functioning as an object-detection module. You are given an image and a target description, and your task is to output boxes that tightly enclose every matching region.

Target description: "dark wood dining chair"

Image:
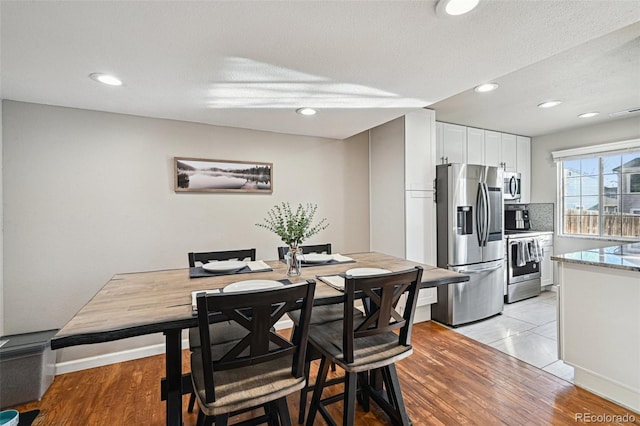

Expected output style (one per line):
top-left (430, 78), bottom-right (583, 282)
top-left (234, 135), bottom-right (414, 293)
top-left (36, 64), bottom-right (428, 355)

top-left (188, 248), bottom-right (256, 267)
top-left (187, 248), bottom-right (257, 413)
top-left (304, 266), bottom-right (423, 426)
top-left (191, 280), bottom-right (316, 426)
top-left (276, 243), bottom-right (331, 260)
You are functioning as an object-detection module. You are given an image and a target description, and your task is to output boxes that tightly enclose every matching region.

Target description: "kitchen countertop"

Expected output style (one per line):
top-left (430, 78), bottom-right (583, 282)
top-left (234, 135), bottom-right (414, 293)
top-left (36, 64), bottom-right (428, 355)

top-left (552, 241), bottom-right (640, 272)
top-left (504, 230), bottom-right (554, 238)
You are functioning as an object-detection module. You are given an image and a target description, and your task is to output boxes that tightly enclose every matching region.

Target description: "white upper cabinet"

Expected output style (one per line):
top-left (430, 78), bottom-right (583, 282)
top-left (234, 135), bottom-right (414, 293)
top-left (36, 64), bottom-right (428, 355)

top-left (501, 133), bottom-right (517, 171)
top-left (516, 136), bottom-right (531, 204)
top-left (484, 130), bottom-right (502, 167)
top-left (435, 121), bottom-right (531, 199)
top-left (436, 123), bottom-right (466, 165)
top-left (405, 109), bottom-right (436, 191)
top-left (466, 127), bottom-right (484, 165)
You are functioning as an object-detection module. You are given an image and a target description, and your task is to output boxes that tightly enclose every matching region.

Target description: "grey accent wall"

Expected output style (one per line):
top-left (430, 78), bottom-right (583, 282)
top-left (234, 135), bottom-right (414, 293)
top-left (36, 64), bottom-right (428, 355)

top-left (530, 115), bottom-right (640, 254)
top-left (2, 101), bottom-right (370, 361)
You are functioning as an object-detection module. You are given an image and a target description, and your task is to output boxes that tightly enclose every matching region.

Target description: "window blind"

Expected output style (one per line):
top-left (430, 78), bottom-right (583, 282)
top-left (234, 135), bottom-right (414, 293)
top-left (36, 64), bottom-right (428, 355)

top-left (552, 138), bottom-right (640, 162)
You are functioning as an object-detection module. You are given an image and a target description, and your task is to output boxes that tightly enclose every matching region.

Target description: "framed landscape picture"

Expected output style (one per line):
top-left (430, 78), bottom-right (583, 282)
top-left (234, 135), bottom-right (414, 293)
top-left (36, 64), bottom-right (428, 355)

top-left (174, 157), bottom-right (273, 193)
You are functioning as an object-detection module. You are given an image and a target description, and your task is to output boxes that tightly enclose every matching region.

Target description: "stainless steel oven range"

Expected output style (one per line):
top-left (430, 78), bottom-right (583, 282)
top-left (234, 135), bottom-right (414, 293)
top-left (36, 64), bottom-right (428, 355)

top-left (504, 230), bottom-right (542, 303)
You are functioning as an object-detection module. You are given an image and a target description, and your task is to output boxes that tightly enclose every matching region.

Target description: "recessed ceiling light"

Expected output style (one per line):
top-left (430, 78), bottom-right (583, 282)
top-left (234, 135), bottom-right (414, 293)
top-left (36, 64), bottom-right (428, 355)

top-left (436, 0), bottom-right (480, 16)
top-left (609, 107), bottom-right (640, 117)
top-left (578, 112), bottom-right (600, 118)
top-left (474, 83), bottom-right (499, 93)
top-left (296, 108), bottom-right (317, 116)
top-left (537, 100), bottom-right (562, 108)
top-left (89, 73), bottom-right (123, 86)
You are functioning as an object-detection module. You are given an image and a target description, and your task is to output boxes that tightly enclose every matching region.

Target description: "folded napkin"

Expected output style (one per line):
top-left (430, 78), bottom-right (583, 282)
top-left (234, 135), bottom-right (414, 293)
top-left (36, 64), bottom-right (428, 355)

top-left (318, 275), bottom-right (345, 291)
top-left (246, 260), bottom-right (271, 271)
top-left (191, 288), bottom-right (222, 313)
top-left (332, 254), bottom-right (354, 262)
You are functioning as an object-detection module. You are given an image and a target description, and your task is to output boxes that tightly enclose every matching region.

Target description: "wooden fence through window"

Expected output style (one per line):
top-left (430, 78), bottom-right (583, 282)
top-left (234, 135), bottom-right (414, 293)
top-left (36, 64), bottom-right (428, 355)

top-left (564, 209), bottom-right (640, 237)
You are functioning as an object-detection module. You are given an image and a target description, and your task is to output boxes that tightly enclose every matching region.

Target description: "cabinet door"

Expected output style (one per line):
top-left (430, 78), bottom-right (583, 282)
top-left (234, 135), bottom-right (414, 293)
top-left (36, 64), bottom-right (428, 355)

top-left (484, 130), bottom-right (501, 167)
top-left (405, 110), bottom-right (435, 191)
top-left (467, 127), bottom-right (484, 165)
top-left (541, 245), bottom-right (554, 286)
top-left (441, 123), bottom-right (467, 164)
top-left (501, 133), bottom-right (517, 171)
top-left (405, 190), bottom-right (437, 308)
top-left (405, 190), bottom-right (436, 266)
top-left (516, 136), bottom-right (531, 204)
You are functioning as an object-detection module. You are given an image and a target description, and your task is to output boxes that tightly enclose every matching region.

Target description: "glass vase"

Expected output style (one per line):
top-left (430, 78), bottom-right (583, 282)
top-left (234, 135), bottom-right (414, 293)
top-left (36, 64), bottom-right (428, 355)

top-left (286, 246), bottom-right (303, 276)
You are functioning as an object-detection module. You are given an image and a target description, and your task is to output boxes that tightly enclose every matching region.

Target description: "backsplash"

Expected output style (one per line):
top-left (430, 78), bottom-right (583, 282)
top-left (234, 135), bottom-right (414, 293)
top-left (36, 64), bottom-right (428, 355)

top-left (528, 203), bottom-right (554, 232)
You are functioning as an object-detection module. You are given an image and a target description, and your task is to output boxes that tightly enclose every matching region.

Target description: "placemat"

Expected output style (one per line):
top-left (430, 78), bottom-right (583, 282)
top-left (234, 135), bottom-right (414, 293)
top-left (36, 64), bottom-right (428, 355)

top-left (279, 259), bottom-right (356, 268)
top-left (189, 264), bottom-right (272, 279)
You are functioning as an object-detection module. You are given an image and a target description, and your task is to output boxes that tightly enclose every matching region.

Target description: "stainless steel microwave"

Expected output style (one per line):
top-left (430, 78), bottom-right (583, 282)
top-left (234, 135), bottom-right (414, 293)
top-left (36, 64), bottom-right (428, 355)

top-left (503, 171), bottom-right (521, 201)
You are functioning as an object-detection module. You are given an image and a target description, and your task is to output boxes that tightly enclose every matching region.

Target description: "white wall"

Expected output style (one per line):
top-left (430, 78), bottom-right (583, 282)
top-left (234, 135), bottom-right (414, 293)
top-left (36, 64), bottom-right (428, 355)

top-left (531, 115), bottom-right (640, 254)
top-left (2, 101), bottom-right (370, 361)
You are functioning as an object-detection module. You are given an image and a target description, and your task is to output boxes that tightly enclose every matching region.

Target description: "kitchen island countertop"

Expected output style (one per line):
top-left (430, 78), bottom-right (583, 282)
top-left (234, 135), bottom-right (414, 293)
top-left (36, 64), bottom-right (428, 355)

top-left (552, 241), bottom-right (640, 272)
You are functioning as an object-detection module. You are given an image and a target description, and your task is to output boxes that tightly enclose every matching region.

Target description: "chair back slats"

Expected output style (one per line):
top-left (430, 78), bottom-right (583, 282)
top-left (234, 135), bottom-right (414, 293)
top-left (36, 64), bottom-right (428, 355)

top-left (196, 280), bottom-right (315, 404)
top-left (342, 267), bottom-right (423, 363)
top-left (277, 243), bottom-right (332, 260)
top-left (188, 248), bottom-right (256, 267)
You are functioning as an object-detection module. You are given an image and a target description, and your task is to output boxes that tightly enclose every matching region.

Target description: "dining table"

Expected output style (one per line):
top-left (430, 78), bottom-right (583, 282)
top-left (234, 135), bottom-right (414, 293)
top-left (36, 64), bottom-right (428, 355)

top-left (51, 251), bottom-right (469, 426)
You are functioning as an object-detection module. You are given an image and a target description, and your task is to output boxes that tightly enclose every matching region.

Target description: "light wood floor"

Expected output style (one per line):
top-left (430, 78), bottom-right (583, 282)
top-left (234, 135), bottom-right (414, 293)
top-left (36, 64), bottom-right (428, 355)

top-left (10, 321), bottom-right (639, 425)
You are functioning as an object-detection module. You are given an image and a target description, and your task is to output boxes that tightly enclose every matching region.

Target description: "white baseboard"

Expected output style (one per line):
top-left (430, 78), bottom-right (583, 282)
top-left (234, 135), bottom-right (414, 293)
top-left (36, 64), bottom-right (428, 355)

top-left (573, 366), bottom-right (640, 414)
top-left (56, 319), bottom-right (295, 375)
top-left (55, 339), bottom-right (191, 375)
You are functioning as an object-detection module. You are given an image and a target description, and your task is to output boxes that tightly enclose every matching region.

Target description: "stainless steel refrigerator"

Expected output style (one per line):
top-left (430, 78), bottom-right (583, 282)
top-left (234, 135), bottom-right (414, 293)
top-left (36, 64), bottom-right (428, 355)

top-left (432, 163), bottom-right (505, 326)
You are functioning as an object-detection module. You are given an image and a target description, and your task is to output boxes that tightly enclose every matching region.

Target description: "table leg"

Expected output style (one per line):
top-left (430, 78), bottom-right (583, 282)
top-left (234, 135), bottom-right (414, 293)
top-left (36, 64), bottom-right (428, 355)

top-left (164, 329), bottom-right (183, 426)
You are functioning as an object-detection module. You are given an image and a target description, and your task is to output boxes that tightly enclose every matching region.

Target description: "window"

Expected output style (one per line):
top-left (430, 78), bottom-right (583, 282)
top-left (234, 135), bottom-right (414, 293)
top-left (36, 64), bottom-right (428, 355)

top-left (559, 150), bottom-right (640, 239)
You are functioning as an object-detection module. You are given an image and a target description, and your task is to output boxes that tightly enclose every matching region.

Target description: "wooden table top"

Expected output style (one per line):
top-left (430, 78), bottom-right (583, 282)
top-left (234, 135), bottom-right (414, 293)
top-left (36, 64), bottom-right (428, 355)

top-left (51, 252), bottom-right (468, 349)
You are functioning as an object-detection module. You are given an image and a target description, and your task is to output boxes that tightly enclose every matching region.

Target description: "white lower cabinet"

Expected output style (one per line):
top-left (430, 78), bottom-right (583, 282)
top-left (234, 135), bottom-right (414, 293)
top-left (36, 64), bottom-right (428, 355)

top-left (405, 190), bottom-right (437, 308)
top-left (539, 234), bottom-right (554, 286)
top-left (541, 246), bottom-right (554, 286)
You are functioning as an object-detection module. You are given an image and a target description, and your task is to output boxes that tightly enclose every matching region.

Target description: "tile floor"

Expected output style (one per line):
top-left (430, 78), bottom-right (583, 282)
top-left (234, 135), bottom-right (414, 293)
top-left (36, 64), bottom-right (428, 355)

top-left (450, 290), bottom-right (575, 382)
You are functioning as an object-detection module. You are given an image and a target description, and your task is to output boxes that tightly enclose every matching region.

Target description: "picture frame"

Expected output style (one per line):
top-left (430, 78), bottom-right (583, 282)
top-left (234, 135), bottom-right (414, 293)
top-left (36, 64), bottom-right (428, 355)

top-left (174, 157), bottom-right (273, 193)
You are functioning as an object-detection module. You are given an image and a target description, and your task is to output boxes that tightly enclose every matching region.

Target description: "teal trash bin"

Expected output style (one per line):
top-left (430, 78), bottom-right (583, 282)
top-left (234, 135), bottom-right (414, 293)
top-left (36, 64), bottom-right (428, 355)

top-left (0, 330), bottom-right (58, 409)
top-left (0, 410), bottom-right (19, 426)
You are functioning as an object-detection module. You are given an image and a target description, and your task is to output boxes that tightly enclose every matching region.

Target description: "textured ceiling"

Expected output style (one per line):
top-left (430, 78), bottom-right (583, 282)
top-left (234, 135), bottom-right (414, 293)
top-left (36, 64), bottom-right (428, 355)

top-left (1, 1), bottom-right (639, 139)
top-left (432, 21), bottom-right (640, 137)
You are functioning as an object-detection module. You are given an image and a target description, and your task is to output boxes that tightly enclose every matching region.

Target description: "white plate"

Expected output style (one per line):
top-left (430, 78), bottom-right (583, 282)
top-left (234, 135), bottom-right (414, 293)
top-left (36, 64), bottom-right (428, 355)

top-left (202, 260), bottom-right (247, 273)
top-left (223, 279), bottom-right (285, 293)
top-left (301, 253), bottom-right (333, 264)
top-left (345, 268), bottom-right (391, 277)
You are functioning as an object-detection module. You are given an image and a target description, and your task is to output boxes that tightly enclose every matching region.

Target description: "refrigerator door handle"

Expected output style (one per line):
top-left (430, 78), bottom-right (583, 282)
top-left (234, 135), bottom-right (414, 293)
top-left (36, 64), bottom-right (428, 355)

top-left (483, 182), bottom-right (491, 246)
top-left (453, 260), bottom-right (503, 274)
top-left (476, 183), bottom-right (484, 247)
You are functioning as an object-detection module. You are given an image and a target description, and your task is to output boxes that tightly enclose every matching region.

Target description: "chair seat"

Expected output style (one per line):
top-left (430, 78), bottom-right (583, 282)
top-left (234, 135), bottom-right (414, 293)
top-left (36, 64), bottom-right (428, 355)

top-left (288, 303), bottom-right (348, 325)
top-left (191, 349), bottom-right (305, 416)
top-left (189, 321), bottom-right (249, 349)
top-left (308, 320), bottom-right (413, 373)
